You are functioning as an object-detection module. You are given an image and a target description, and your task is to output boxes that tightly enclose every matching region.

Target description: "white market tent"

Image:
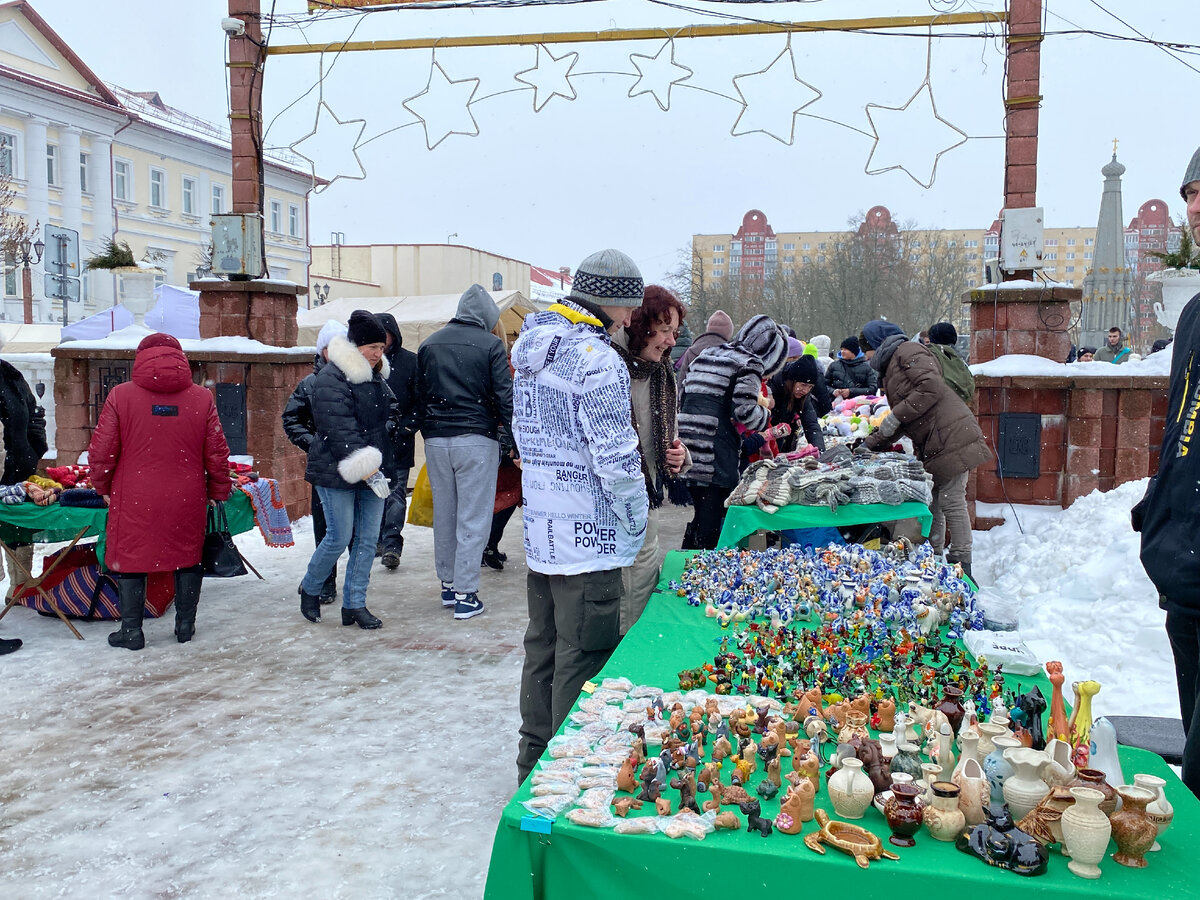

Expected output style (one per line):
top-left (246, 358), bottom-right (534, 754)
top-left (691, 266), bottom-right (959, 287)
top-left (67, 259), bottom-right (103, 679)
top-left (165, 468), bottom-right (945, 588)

top-left (296, 290), bottom-right (536, 350)
top-left (59, 285), bottom-right (202, 342)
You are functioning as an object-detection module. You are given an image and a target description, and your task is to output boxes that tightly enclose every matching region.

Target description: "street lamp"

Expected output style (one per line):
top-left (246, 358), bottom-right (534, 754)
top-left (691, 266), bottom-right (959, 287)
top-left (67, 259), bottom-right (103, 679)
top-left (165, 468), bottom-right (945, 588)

top-left (312, 282), bottom-right (330, 305)
top-left (17, 225), bottom-right (44, 325)
top-left (446, 232), bottom-right (458, 244)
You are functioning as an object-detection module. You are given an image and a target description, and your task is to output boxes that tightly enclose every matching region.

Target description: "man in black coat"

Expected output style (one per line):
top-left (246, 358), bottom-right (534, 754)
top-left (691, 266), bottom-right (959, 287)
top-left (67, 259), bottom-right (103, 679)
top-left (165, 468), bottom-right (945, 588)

top-left (1133, 144), bottom-right (1200, 801)
top-left (0, 348), bottom-right (47, 628)
top-left (375, 313), bottom-right (419, 569)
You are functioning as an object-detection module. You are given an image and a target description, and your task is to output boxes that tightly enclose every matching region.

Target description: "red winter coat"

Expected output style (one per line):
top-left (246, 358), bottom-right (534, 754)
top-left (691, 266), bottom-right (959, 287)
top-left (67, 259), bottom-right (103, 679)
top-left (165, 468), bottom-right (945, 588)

top-left (88, 343), bottom-right (232, 573)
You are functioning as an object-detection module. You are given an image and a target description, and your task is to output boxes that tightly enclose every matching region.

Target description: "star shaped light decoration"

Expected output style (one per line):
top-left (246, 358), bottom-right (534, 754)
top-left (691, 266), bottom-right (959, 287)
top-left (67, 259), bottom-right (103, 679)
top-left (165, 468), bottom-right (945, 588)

top-left (730, 40), bottom-right (821, 145)
top-left (514, 44), bottom-right (579, 112)
top-left (628, 40), bottom-right (693, 112)
top-left (864, 81), bottom-right (967, 188)
top-left (402, 59), bottom-right (481, 150)
top-left (289, 100), bottom-right (367, 193)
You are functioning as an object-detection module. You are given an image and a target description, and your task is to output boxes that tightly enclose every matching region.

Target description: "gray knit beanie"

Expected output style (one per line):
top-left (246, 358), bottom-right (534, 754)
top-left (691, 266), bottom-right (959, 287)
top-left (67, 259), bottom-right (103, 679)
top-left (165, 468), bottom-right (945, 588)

top-left (569, 249), bottom-right (645, 307)
top-left (1182, 146), bottom-right (1200, 200)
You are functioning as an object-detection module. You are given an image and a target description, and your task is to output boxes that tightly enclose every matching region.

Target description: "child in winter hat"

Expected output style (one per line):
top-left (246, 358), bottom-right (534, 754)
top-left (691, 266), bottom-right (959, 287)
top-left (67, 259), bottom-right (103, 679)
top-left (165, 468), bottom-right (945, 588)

top-left (735, 314), bottom-right (789, 377)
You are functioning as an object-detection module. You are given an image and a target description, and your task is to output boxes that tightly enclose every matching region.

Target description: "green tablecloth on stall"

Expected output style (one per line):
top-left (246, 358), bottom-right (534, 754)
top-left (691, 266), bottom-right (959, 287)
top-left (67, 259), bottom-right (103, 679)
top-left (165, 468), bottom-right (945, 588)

top-left (718, 501), bottom-right (933, 549)
top-left (484, 551), bottom-right (1198, 900)
top-left (0, 491), bottom-right (256, 566)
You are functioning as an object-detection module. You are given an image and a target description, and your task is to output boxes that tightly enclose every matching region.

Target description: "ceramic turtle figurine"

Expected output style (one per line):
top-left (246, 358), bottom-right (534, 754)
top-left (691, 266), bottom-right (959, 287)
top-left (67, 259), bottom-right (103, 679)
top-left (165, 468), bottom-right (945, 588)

top-left (803, 809), bottom-right (901, 869)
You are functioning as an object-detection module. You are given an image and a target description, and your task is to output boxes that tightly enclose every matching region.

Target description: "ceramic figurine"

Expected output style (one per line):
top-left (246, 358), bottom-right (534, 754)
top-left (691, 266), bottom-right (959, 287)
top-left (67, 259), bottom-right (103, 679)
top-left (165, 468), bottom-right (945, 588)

top-left (655, 796), bottom-right (672, 815)
top-left (804, 809), bottom-right (901, 868)
top-left (923, 781), bottom-right (967, 842)
top-left (990, 698), bottom-right (1010, 723)
top-left (1060, 786), bottom-right (1110, 879)
top-left (876, 697), bottom-right (897, 734)
top-left (1045, 661), bottom-right (1069, 742)
top-left (1015, 687), bottom-right (1047, 751)
top-left (884, 783), bottom-right (925, 847)
top-left (713, 810), bottom-right (741, 830)
top-left (983, 735), bottom-right (1021, 804)
top-left (712, 735), bottom-right (733, 763)
top-left (934, 722), bottom-right (957, 776)
top-left (855, 738), bottom-right (892, 795)
top-left (1042, 738), bottom-right (1076, 787)
top-left (776, 780), bottom-right (816, 833)
top-left (1133, 773), bottom-right (1173, 851)
top-left (1087, 717), bottom-right (1125, 789)
top-left (739, 799), bottom-right (774, 837)
top-left (977, 721), bottom-right (1007, 759)
top-left (617, 755), bottom-right (639, 793)
top-left (1110, 784), bottom-right (1157, 868)
top-left (671, 769), bottom-right (700, 814)
top-left (1069, 768), bottom-right (1118, 817)
top-left (612, 796), bottom-right (644, 817)
top-left (792, 747), bottom-right (821, 794)
top-left (1002, 747), bottom-right (1051, 821)
top-left (937, 684), bottom-right (967, 736)
top-left (891, 710), bottom-right (911, 748)
top-left (953, 757), bottom-right (990, 827)
top-left (955, 803), bottom-right (1049, 876)
top-left (878, 732), bottom-right (898, 762)
top-left (827, 757), bottom-right (875, 820)
top-left (1066, 680), bottom-right (1101, 751)
top-left (637, 759), bottom-right (665, 803)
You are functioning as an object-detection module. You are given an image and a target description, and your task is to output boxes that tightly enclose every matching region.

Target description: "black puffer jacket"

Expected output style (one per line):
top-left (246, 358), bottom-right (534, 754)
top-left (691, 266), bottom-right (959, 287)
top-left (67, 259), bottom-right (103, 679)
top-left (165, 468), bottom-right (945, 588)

top-left (376, 312), bottom-right (420, 470)
top-left (281, 355), bottom-right (324, 454)
top-left (305, 335), bottom-right (396, 490)
top-left (416, 284), bottom-right (513, 441)
top-left (826, 355), bottom-right (878, 397)
top-left (0, 359), bottom-right (47, 485)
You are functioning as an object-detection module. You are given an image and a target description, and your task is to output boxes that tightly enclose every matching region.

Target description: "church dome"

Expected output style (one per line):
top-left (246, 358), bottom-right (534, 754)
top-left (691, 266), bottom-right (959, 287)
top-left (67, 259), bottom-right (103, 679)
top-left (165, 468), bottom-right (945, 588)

top-left (1102, 153), bottom-right (1126, 178)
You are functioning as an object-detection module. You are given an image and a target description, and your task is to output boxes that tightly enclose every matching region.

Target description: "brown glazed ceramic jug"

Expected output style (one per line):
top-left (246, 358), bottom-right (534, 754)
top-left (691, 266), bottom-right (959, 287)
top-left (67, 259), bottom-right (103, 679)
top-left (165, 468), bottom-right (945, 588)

top-left (1070, 768), bottom-right (1117, 817)
top-left (884, 783), bottom-right (924, 847)
top-left (1110, 785), bottom-right (1157, 868)
top-left (937, 685), bottom-right (966, 736)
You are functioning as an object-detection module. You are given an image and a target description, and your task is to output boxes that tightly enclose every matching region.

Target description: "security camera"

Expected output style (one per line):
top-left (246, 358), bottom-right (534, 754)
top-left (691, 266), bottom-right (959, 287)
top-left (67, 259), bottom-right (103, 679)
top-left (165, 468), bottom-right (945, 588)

top-left (221, 17), bottom-right (246, 37)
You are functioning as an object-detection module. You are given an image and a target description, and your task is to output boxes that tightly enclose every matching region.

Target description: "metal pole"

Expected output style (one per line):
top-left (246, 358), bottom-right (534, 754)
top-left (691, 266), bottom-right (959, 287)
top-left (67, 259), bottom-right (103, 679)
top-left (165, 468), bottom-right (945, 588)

top-left (21, 262), bottom-right (31, 324)
top-left (59, 235), bottom-right (68, 325)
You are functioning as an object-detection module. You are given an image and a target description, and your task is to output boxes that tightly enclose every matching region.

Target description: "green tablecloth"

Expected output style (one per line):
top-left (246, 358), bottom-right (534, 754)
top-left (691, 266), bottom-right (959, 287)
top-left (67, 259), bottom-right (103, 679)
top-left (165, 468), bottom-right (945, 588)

top-left (718, 501), bottom-right (933, 549)
top-left (0, 492), bottom-right (255, 566)
top-left (484, 551), bottom-right (1198, 900)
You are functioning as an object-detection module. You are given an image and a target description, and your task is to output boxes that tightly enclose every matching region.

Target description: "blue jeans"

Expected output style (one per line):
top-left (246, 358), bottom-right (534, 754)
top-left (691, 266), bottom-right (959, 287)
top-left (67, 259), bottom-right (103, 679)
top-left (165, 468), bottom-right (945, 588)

top-left (301, 484), bottom-right (385, 610)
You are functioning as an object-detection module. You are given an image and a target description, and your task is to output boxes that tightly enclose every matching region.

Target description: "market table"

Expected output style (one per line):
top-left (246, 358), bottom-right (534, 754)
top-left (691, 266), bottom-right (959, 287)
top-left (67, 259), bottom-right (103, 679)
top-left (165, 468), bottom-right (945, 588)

top-left (717, 500), bottom-right (933, 549)
top-left (483, 551), bottom-right (1198, 900)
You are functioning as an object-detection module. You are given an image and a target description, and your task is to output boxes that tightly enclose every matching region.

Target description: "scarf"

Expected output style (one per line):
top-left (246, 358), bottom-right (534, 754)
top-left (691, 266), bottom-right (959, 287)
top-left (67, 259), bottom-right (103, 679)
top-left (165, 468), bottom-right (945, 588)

top-left (613, 341), bottom-right (677, 508)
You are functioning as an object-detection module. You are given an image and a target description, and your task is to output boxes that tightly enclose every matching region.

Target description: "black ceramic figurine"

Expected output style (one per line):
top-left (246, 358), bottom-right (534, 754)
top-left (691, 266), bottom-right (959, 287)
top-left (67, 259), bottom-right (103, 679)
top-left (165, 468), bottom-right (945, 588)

top-left (1016, 687), bottom-right (1047, 751)
top-left (955, 803), bottom-right (1049, 876)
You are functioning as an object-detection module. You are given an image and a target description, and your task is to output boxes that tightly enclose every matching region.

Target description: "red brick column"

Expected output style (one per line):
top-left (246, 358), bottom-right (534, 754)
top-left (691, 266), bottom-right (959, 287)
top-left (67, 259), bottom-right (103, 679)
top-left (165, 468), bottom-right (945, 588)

top-left (227, 0), bottom-right (264, 216)
top-left (192, 279), bottom-right (305, 347)
top-left (967, 286), bottom-right (1078, 365)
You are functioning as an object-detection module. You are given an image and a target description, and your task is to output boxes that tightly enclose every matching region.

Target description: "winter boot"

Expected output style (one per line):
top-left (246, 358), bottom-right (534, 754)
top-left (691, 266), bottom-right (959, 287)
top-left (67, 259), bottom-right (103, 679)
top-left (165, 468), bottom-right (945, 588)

top-left (5, 543), bottom-right (34, 600)
top-left (299, 584), bottom-right (322, 623)
top-left (108, 576), bottom-right (146, 650)
top-left (319, 565), bottom-right (338, 605)
top-left (0, 637), bottom-right (22, 655)
top-left (173, 565), bottom-right (204, 644)
top-left (481, 546), bottom-right (504, 570)
top-left (341, 606), bottom-right (382, 629)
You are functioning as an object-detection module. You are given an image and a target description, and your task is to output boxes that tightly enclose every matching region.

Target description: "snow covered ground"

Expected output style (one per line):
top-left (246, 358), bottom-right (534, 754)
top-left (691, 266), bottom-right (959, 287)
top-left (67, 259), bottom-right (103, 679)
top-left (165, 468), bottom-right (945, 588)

top-left (0, 488), bottom-right (1178, 897)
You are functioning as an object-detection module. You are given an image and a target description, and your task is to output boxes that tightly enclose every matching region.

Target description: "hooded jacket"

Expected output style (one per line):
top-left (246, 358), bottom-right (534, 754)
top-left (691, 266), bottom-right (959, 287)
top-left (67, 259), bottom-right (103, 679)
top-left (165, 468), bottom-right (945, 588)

top-left (305, 334), bottom-right (395, 490)
top-left (864, 324), bottom-right (991, 483)
top-left (416, 284), bottom-right (513, 442)
top-left (1134, 289), bottom-right (1200, 613)
top-left (0, 357), bottom-right (47, 485)
top-left (825, 354), bottom-right (878, 397)
top-left (678, 315), bottom-right (788, 487)
top-left (511, 299), bottom-right (648, 575)
top-left (376, 312), bottom-right (420, 470)
top-left (87, 341), bottom-right (232, 572)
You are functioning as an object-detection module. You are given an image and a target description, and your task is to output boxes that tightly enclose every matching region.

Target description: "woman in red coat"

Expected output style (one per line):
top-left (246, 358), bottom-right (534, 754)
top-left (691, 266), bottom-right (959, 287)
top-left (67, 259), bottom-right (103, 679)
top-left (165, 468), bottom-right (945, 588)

top-left (88, 333), bottom-right (232, 650)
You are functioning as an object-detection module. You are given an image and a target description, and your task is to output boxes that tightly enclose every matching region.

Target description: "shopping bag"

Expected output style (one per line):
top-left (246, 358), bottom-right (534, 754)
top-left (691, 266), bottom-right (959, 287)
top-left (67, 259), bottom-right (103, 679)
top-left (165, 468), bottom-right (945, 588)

top-left (202, 502), bottom-right (247, 578)
top-left (494, 463), bottom-right (522, 515)
top-left (407, 464), bottom-right (434, 528)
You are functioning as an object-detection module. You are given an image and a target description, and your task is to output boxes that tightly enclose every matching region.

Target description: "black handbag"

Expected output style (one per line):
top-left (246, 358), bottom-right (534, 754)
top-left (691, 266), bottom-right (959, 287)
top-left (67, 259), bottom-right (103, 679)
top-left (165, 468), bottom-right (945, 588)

top-left (202, 502), bottom-right (247, 578)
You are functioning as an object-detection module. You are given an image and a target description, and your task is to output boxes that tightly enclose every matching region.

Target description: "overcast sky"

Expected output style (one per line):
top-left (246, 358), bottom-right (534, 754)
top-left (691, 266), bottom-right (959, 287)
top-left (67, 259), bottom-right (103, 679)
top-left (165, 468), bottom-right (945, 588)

top-left (46, 0), bottom-right (1200, 284)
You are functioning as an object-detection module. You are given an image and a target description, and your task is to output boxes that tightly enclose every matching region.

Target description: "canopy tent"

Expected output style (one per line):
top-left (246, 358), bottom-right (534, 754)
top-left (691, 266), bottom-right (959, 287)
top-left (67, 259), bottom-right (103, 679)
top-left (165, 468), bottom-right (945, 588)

top-left (59, 285), bottom-right (201, 342)
top-left (0, 323), bottom-right (62, 353)
top-left (296, 290), bottom-right (536, 350)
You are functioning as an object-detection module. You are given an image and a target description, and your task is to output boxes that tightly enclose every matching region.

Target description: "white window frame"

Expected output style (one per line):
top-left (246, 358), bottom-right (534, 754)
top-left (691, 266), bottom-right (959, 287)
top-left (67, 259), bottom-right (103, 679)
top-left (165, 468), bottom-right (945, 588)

top-left (3, 249), bottom-right (16, 298)
top-left (0, 130), bottom-right (18, 178)
top-left (45, 143), bottom-right (57, 186)
top-left (113, 158), bottom-right (133, 201)
top-left (269, 199), bottom-right (282, 234)
top-left (79, 152), bottom-right (89, 193)
top-left (211, 183), bottom-right (224, 215)
top-left (288, 203), bottom-right (300, 238)
top-left (149, 167), bottom-right (167, 209)
top-left (182, 176), bottom-right (197, 215)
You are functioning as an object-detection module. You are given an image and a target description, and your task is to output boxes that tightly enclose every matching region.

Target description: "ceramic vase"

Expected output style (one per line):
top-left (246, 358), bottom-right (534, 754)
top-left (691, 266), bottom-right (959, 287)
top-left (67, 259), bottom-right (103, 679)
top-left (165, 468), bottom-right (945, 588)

top-left (838, 710), bottom-right (870, 744)
top-left (1002, 747), bottom-right (1050, 821)
top-left (890, 742), bottom-right (924, 780)
top-left (1132, 773), bottom-right (1173, 852)
top-left (1069, 768), bottom-right (1117, 817)
top-left (952, 731), bottom-right (980, 781)
top-left (937, 685), bottom-right (966, 736)
top-left (977, 721), bottom-right (1007, 759)
top-left (1110, 785), bottom-right (1157, 868)
top-left (115, 265), bottom-right (164, 327)
top-left (918, 762), bottom-right (943, 805)
top-left (1088, 717), bottom-right (1126, 789)
top-left (1042, 738), bottom-right (1076, 787)
top-left (935, 723), bottom-right (956, 775)
top-left (1060, 787), bottom-right (1110, 879)
top-left (827, 757), bottom-right (874, 820)
top-left (884, 783), bottom-right (924, 847)
top-left (983, 735), bottom-right (1021, 804)
top-left (923, 781), bottom-right (966, 842)
top-left (878, 732), bottom-right (898, 762)
top-left (952, 756), bottom-right (989, 826)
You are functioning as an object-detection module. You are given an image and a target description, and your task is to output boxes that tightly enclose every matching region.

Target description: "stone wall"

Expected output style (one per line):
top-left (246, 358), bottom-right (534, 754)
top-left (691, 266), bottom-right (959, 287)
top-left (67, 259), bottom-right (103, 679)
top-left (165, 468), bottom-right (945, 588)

top-left (53, 346), bottom-right (314, 520)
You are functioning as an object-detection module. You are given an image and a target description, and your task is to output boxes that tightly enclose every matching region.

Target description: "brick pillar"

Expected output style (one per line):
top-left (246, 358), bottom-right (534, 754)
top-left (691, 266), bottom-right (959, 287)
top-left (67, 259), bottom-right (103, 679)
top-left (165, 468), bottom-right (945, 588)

top-left (192, 279), bottom-right (304, 347)
top-left (227, 0), bottom-right (264, 216)
top-left (1002, 0), bottom-right (1043, 282)
top-left (966, 285), bottom-right (1079, 365)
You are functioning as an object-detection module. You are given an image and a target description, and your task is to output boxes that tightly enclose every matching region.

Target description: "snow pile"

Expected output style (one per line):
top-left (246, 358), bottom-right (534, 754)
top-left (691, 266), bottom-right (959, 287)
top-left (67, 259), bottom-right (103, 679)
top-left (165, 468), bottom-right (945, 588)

top-left (971, 351), bottom-right (1171, 378)
top-left (974, 479), bottom-right (1174, 718)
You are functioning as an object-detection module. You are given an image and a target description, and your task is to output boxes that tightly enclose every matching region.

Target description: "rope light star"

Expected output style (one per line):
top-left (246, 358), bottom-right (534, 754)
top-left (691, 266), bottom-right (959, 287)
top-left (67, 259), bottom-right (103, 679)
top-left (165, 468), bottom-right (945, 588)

top-left (628, 39), bottom-right (692, 112)
top-left (287, 61), bottom-right (367, 193)
top-left (730, 38), bottom-right (821, 145)
top-left (514, 44), bottom-right (579, 112)
top-left (403, 57), bottom-right (481, 149)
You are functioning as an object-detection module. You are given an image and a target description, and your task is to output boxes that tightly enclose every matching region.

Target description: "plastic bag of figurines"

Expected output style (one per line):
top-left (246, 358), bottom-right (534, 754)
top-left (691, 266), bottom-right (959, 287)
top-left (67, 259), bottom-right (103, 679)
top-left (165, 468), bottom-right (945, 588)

top-left (955, 803), bottom-right (1049, 876)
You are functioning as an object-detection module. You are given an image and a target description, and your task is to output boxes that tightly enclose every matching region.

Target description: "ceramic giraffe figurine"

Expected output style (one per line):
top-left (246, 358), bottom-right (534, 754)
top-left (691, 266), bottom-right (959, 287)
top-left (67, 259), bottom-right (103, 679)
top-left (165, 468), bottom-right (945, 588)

top-left (1066, 680), bottom-right (1101, 752)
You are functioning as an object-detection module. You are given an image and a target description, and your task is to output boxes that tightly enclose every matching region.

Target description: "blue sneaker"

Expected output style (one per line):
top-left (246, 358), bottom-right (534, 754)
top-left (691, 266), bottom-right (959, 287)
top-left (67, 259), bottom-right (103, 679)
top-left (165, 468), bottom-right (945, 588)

top-left (441, 582), bottom-right (455, 608)
top-left (453, 592), bottom-right (484, 620)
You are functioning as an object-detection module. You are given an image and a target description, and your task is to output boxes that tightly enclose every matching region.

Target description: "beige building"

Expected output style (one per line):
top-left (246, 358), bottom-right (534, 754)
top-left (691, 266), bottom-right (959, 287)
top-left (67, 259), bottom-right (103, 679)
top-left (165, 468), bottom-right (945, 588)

top-left (0, 2), bottom-right (312, 324)
top-left (308, 241), bottom-right (531, 307)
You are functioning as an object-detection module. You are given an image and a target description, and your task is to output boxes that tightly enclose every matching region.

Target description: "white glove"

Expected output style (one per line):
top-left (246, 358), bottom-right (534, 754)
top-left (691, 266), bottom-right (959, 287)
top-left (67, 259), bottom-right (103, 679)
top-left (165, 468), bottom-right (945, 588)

top-left (365, 470), bottom-right (390, 499)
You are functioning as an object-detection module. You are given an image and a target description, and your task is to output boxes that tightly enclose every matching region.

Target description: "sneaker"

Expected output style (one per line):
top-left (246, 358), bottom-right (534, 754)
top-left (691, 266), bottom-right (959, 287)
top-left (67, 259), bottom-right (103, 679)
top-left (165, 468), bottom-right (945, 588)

top-left (0, 637), bottom-right (22, 655)
top-left (381, 551), bottom-right (401, 570)
top-left (453, 593), bottom-right (484, 620)
top-left (481, 547), bottom-right (504, 570)
top-left (441, 582), bottom-right (456, 608)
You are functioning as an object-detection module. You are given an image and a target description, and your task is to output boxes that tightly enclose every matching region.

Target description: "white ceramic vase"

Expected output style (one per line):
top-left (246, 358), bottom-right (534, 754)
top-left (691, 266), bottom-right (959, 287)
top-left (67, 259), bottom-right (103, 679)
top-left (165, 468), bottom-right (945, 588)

top-left (1133, 773), bottom-right (1173, 852)
top-left (1002, 747), bottom-right (1051, 821)
top-left (976, 721), bottom-right (1007, 759)
top-left (1043, 737), bottom-right (1077, 787)
top-left (953, 756), bottom-right (989, 826)
top-left (1061, 786), bottom-right (1111, 879)
top-left (115, 264), bottom-right (163, 327)
top-left (983, 735), bottom-right (1021, 804)
top-left (827, 757), bottom-right (874, 820)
